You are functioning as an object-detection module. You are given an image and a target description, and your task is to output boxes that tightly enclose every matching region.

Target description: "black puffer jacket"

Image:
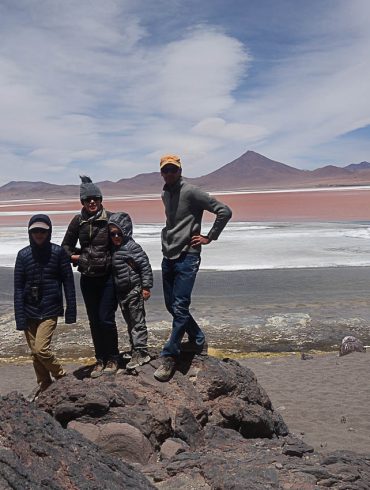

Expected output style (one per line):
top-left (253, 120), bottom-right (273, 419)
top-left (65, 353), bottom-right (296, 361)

top-left (62, 208), bottom-right (112, 277)
top-left (14, 214), bottom-right (77, 331)
top-left (108, 213), bottom-right (153, 298)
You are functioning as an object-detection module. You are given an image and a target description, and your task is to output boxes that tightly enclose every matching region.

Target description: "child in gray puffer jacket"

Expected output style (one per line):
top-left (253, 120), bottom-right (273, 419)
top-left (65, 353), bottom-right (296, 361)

top-left (108, 212), bottom-right (153, 369)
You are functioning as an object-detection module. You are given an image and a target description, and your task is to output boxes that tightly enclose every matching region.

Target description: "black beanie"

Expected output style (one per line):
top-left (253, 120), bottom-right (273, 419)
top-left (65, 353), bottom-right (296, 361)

top-left (79, 176), bottom-right (103, 202)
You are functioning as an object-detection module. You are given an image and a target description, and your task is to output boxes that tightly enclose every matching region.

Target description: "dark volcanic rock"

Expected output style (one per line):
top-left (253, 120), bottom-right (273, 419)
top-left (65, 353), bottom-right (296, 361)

top-left (37, 354), bottom-right (284, 446)
top-left (282, 434), bottom-right (314, 457)
top-left (0, 392), bottom-right (154, 489)
top-left (26, 354), bottom-right (370, 489)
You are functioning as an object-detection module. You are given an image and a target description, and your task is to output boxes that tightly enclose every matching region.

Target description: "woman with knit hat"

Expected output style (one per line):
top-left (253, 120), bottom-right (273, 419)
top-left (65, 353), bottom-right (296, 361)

top-left (62, 176), bottom-right (119, 377)
top-left (14, 214), bottom-right (76, 399)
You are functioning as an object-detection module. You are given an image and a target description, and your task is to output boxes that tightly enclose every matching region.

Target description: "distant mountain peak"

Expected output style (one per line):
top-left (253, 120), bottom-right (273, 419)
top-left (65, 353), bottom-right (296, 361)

top-left (345, 161), bottom-right (370, 172)
top-left (1, 151), bottom-right (370, 198)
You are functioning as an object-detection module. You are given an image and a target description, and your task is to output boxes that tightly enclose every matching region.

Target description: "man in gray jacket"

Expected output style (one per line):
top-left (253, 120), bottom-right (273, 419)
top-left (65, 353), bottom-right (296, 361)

top-left (154, 154), bottom-right (232, 381)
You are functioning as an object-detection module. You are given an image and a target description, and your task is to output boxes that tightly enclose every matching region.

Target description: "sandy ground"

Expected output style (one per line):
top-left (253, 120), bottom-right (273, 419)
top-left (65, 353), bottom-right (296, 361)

top-left (1, 351), bottom-right (369, 455)
top-left (240, 351), bottom-right (370, 454)
top-left (2, 187), bottom-right (370, 225)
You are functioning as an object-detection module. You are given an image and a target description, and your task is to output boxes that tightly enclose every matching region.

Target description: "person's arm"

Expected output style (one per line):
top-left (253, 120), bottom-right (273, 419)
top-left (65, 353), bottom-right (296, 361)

top-left (132, 244), bottom-right (153, 300)
top-left (14, 253), bottom-right (27, 331)
top-left (60, 248), bottom-right (77, 324)
top-left (190, 189), bottom-right (232, 247)
top-left (61, 215), bottom-right (81, 265)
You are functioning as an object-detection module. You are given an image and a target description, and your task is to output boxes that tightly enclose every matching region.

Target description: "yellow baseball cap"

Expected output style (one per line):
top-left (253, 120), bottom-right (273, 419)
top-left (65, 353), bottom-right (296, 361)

top-left (160, 154), bottom-right (181, 169)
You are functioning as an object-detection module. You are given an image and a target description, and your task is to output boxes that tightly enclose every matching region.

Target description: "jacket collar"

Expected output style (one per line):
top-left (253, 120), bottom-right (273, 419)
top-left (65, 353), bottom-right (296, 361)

top-left (80, 207), bottom-right (108, 224)
top-left (163, 177), bottom-right (183, 193)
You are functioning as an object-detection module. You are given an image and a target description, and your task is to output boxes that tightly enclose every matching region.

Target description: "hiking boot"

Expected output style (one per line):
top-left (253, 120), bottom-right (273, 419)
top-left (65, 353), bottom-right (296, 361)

top-left (153, 356), bottom-right (176, 382)
top-left (26, 380), bottom-right (52, 402)
top-left (126, 350), bottom-right (151, 370)
top-left (180, 340), bottom-right (208, 355)
top-left (104, 359), bottom-right (118, 375)
top-left (26, 385), bottom-right (41, 402)
top-left (90, 360), bottom-right (104, 378)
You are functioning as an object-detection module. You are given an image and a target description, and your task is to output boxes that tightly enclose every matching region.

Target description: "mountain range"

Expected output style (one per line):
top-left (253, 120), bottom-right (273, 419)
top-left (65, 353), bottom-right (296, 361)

top-left (1, 150), bottom-right (370, 199)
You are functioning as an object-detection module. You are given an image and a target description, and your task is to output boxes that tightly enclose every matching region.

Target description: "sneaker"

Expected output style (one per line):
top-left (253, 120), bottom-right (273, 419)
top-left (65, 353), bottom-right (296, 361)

top-left (180, 340), bottom-right (208, 355)
top-left (104, 359), bottom-right (118, 375)
top-left (90, 360), bottom-right (104, 378)
top-left (126, 350), bottom-right (151, 370)
top-left (153, 356), bottom-right (176, 382)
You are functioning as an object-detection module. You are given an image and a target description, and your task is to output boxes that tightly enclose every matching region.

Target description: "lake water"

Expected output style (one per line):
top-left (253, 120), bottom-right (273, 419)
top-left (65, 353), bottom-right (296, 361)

top-left (1, 221), bottom-right (370, 270)
top-left (2, 220), bottom-right (370, 359)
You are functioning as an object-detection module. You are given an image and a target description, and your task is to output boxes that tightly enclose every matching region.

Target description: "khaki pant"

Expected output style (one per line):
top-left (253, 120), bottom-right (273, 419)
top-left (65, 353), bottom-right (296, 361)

top-left (25, 317), bottom-right (65, 390)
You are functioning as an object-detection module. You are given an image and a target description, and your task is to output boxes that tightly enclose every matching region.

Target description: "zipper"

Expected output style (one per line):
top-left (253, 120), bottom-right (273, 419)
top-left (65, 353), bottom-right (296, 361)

top-left (87, 221), bottom-right (92, 273)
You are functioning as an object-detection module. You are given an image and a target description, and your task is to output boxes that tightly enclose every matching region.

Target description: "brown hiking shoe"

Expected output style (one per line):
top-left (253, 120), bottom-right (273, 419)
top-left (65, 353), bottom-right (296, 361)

top-left (126, 350), bottom-right (151, 370)
top-left (153, 356), bottom-right (176, 382)
top-left (90, 360), bottom-right (104, 378)
top-left (26, 385), bottom-right (42, 402)
top-left (27, 379), bottom-right (53, 402)
top-left (104, 359), bottom-right (118, 375)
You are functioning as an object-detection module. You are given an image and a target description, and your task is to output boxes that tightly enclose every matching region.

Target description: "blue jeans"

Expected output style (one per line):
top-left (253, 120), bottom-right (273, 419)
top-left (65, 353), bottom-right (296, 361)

top-left (161, 253), bottom-right (205, 358)
top-left (80, 274), bottom-right (118, 363)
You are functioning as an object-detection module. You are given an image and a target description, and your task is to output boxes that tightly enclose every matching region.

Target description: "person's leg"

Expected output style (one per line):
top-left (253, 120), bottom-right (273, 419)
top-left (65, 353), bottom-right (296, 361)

top-left (25, 319), bottom-right (53, 390)
top-left (124, 288), bottom-right (151, 369)
top-left (162, 257), bottom-right (175, 316)
top-left (125, 288), bottom-right (148, 351)
top-left (119, 296), bottom-right (133, 350)
top-left (160, 254), bottom-right (204, 358)
top-left (27, 317), bottom-right (64, 388)
top-left (98, 275), bottom-right (119, 362)
top-left (80, 275), bottom-right (106, 363)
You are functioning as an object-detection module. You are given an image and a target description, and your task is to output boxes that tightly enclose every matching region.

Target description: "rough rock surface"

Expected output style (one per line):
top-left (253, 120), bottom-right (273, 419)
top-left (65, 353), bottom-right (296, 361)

top-left (6, 353), bottom-right (370, 489)
top-left (0, 392), bottom-right (154, 489)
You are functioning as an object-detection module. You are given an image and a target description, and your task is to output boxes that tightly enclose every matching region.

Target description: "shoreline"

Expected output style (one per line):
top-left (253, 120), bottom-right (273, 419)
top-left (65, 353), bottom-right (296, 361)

top-left (0, 348), bottom-right (339, 365)
top-left (2, 266), bottom-right (370, 357)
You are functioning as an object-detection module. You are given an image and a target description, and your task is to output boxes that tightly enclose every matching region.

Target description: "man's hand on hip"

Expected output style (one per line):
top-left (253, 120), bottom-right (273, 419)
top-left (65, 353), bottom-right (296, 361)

top-left (190, 235), bottom-right (211, 247)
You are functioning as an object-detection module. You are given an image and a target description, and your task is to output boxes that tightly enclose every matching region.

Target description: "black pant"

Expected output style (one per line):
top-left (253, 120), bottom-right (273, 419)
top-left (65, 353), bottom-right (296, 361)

top-left (80, 274), bottom-right (118, 362)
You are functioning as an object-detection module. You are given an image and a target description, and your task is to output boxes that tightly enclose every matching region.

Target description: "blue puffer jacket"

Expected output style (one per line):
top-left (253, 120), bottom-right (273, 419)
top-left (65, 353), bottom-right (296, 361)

top-left (14, 214), bottom-right (77, 331)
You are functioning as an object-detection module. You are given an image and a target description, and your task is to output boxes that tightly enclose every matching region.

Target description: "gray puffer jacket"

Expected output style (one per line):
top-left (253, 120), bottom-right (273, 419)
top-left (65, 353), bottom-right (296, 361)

top-left (108, 213), bottom-right (153, 298)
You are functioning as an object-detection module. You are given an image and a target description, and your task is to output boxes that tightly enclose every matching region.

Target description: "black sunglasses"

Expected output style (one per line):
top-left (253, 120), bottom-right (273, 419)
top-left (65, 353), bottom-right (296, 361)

top-left (161, 166), bottom-right (179, 174)
top-left (110, 231), bottom-right (123, 238)
top-left (83, 196), bottom-right (101, 203)
top-left (30, 228), bottom-right (48, 234)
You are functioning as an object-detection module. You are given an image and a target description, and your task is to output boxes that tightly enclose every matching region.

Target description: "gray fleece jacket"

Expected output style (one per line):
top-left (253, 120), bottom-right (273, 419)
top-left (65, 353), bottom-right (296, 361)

top-left (161, 178), bottom-right (232, 259)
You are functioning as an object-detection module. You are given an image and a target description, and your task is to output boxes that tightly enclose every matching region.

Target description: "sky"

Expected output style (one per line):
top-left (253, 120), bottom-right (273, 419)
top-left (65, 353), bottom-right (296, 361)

top-left (0, 0), bottom-right (370, 185)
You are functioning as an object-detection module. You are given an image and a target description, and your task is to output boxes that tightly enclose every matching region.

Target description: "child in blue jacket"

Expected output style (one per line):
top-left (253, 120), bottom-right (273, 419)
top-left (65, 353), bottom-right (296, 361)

top-left (14, 214), bottom-right (76, 396)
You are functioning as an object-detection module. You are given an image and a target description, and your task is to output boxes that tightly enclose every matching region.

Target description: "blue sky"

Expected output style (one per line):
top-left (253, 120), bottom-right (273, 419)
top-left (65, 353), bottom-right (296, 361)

top-left (0, 0), bottom-right (370, 185)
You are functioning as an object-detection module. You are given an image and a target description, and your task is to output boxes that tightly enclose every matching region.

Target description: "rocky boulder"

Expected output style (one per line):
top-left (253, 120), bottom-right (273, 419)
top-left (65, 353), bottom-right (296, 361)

top-left (0, 392), bottom-right (154, 489)
top-left (28, 353), bottom-right (370, 488)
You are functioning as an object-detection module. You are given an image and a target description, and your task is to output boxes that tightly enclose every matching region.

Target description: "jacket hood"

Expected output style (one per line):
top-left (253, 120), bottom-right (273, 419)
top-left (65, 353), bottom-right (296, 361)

top-left (108, 212), bottom-right (133, 238)
top-left (28, 214), bottom-right (52, 244)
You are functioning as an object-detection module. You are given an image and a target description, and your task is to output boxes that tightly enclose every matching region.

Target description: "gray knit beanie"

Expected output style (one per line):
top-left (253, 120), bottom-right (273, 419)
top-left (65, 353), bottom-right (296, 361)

top-left (79, 176), bottom-right (103, 202)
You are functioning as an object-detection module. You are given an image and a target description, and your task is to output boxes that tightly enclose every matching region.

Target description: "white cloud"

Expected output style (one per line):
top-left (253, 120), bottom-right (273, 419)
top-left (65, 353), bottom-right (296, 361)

top-left (192, 117), bottom-right (268, 142)
top-left (151, 28), bottom-right (248, 120)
